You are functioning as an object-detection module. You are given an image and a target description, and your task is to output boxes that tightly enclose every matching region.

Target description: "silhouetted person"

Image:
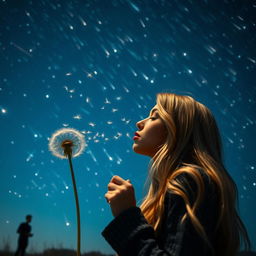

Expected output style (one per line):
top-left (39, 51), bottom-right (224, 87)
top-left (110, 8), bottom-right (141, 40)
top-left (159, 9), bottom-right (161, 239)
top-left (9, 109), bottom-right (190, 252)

top-left (14, 215), bottom-right (33, 256)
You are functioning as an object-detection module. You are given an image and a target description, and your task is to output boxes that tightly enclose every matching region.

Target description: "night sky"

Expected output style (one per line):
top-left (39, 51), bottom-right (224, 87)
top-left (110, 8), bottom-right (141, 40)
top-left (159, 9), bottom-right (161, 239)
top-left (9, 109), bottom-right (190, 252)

top-left (0, 0), bottom-right (255, 254)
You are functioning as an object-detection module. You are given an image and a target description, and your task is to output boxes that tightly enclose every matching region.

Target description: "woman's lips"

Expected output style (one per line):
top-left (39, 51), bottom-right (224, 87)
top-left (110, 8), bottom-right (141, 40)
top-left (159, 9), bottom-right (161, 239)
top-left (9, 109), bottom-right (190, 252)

top-left (133, 132), bottom-right (140, 140)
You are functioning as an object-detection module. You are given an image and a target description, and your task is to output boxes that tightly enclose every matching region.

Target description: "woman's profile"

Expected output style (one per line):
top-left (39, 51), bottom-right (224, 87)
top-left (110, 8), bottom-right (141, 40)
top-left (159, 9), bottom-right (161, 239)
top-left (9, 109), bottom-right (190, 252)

top-left (102, 93), bottom-right (251, 256)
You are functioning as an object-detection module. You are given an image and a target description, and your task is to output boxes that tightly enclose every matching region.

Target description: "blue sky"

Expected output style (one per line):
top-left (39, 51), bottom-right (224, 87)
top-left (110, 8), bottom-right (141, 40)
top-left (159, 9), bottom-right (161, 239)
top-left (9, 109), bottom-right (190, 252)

top-left (0, 0), bottom-right (255, 254)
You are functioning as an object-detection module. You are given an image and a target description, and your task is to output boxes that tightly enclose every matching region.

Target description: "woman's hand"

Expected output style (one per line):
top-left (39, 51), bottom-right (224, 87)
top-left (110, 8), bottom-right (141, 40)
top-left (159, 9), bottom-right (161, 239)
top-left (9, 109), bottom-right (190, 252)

top-left (105, 175), bottom-right (136, 217)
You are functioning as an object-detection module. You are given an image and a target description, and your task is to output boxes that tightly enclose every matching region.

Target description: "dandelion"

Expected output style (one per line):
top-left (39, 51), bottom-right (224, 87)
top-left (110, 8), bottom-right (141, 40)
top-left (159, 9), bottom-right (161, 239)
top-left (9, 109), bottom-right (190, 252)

top-left (49, 128), bottom-right (86, 256)
top-left (49, 128), bottom-right (85, 159)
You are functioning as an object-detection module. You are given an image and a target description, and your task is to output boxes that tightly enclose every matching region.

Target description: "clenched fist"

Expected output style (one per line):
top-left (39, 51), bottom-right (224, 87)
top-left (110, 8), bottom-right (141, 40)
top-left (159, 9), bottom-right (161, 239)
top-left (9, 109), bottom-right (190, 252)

top-left (105, 175), bottom-right (136, 217)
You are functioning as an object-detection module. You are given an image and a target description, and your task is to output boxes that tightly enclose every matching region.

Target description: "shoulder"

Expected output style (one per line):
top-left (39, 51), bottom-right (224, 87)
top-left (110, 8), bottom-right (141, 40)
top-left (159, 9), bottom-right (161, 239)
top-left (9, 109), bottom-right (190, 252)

top-left (167, 165), bottom-right (215, 204)
top-left (18, 222), bottom-right (26, 230)
top-left (171, 165), bottom-right (213, 189)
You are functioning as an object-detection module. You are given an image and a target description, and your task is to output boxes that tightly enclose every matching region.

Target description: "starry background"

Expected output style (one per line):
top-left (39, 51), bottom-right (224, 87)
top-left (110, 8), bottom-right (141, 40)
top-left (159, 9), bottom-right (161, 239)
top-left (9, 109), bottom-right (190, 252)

top-left (0, 0), bottom-right (255, 254)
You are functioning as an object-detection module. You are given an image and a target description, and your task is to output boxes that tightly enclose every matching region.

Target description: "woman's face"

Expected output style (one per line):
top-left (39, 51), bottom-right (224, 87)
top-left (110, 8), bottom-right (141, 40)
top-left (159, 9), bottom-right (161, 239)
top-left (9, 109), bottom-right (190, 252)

top-left (133, 105), bottom-right (167, 157)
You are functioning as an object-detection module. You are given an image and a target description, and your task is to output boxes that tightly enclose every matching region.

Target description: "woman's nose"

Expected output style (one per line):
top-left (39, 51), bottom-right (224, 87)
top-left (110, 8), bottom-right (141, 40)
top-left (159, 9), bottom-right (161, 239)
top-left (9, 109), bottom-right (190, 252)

top-left (136, 119), bottom-right (145, 130)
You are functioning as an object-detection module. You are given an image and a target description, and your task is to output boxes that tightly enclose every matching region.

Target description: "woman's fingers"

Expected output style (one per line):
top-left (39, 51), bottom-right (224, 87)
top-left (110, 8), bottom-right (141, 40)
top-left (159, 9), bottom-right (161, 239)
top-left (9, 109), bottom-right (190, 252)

top-left (105, 175), bottom-right (136, 217)
top-left (105, 191), bottom-right (115, 202)
top-left (111, 175), bottom-right (127, 185)
top-left (107, 178), bottom-right (132, 192)
top-left (107, 182), bottom-right (120, 191)
top-left (110, 175), bottom-right (131, 186)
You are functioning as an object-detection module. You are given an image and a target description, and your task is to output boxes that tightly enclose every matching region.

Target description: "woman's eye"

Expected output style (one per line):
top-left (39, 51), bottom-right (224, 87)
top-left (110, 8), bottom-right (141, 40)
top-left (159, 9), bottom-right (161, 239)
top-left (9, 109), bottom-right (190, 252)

top-left (149, 117), bottom-right (157, 120)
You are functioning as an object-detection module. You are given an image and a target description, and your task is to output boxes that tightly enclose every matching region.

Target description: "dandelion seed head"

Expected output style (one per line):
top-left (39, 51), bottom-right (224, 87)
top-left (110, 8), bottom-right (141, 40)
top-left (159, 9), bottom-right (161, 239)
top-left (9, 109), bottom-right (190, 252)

top-left (49, 128), bottom-right (86, 159)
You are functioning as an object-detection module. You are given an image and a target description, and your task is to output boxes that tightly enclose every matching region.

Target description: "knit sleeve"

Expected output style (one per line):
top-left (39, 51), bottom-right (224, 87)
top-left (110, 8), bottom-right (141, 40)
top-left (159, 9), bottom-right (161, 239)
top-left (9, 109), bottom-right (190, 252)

top-left (102, 172), bottom-right (217, 256)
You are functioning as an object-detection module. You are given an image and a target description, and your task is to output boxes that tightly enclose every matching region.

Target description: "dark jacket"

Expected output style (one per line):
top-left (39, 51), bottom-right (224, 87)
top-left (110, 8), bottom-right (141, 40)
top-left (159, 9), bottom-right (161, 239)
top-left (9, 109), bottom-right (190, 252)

top-left (17, 222), bottom-right (32, 246)
top-left (102, 171), bottom-right (218, 256)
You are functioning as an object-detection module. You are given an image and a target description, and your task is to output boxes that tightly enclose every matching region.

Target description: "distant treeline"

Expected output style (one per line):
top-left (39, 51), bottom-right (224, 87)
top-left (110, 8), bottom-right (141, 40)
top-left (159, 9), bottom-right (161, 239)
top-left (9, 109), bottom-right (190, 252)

top-left (0, 248), bottom-right (114, 256)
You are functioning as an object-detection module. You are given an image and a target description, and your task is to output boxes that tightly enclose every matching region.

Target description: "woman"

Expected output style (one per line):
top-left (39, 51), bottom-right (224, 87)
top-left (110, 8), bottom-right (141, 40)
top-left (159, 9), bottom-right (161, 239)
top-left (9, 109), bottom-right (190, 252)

top-left (102, 93), bottom-right (251, 256)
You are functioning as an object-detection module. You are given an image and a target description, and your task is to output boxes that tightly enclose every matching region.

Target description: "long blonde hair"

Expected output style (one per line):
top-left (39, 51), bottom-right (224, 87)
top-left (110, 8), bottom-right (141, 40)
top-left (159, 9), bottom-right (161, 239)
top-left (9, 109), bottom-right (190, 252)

top-left (140, 93), bottom-right (250, 255)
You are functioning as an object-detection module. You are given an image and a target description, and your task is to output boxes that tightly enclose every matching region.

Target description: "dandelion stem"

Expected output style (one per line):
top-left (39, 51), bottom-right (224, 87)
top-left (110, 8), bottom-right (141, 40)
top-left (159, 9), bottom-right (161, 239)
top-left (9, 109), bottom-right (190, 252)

top-left (67, 152), bottom-right (81, 256)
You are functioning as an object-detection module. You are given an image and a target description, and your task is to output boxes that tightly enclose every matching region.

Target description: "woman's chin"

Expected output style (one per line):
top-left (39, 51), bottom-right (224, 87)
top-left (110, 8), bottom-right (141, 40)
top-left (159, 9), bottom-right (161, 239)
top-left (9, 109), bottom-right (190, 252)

top-left (132, 143), bottom-right (139, 152)
top-left (132, 144), bottom-right (152, 157)
top-left (132, 143), bottom-right (142, 154)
